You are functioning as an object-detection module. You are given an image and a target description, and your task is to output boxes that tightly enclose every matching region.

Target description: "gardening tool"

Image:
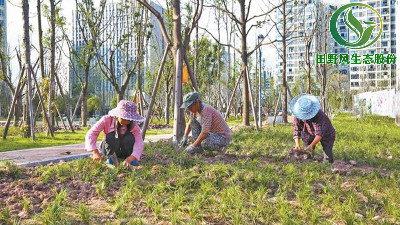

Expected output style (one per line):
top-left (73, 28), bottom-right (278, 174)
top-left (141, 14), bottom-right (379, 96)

top-left (107, 152), bottom-right (119, 167)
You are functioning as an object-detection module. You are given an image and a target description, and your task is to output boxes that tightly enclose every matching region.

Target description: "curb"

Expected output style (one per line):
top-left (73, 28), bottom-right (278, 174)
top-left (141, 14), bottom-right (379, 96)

top-left (18, 153), bottom-right (91, 167)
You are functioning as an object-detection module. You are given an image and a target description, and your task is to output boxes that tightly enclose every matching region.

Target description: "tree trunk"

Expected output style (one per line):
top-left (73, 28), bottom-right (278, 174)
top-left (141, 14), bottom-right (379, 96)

top-left (282, 1), bottom-right (288, 123)
top-left (55, 73), bottom-right (74, 132)
top-left (117, 90), bottom-right (123, 103)
top-left (172, 0), bottom-right (185, 149)
top-left (141, 45), bottom-right (170, 139)
top-left (165, 88), bottom-right (171, 125)
top-left (22, 0), bottom-right (35, 140)
top-left (306, 42), bottom-right (312, 94)
top-left (81, 84), bottom-right (88, 127)
top-left (2, 69), bottom-right (24, 140)
top-left (321, 26), bottom-right (328, 112)
top-left (37, 0), bottom-right (45, 79)
top-left (239, 0), bottom-right (250, 126)
top-left (47, 0), bottom-right (56, 135)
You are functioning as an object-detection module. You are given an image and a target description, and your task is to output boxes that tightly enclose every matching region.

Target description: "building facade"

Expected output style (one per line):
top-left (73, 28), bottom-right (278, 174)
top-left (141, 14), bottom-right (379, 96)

top-left (348, 0), bottom-right (397, 91)
top-left (275, 1), bottom-right (344, 86)
top-left (396, 0), bottom-right (400, 90)
top-left (71, 1), bottom-right (164, 112)
top-left (274, 0), bottom-right (397, 92)
top-left (0, 0), bottom-right (6, 50)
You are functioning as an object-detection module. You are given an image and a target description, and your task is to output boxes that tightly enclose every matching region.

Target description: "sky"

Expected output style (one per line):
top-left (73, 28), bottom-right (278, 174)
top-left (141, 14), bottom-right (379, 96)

top-left (5, 0), bottom-right (340, 84)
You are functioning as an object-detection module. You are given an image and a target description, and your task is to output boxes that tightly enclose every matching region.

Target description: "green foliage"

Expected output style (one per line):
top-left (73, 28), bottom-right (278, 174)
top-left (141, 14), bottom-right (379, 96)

top-left (39, 189), bottom-right (69, 224)
top-left (77, 202), bottom-right (91, 224)
top-left (21, 197), bottom-right (32, 213)
top-left (0, 208), bottom-right (11, 225)
top-left (327, 73), bottom-right (353, 113)
top-left (4, 115), bottom-right (400, 224)
top-left (87, 96), bottom-right (101, 116)
top-left (0, 161), bottom-right (25, 179)
top-left (110, 97), bottom-right (117, 109)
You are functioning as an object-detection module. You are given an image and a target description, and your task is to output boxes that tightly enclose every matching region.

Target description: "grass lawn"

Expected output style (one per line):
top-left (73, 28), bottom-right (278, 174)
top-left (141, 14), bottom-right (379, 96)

top-left (0, 114), bottom-right (400, 224)
top-left (0, 126), bottom-right (172, 152)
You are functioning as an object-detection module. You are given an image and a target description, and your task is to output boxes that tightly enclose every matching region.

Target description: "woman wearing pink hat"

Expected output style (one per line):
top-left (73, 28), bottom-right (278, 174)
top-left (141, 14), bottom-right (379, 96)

top-left (85, 100), bottom-right (145, 167)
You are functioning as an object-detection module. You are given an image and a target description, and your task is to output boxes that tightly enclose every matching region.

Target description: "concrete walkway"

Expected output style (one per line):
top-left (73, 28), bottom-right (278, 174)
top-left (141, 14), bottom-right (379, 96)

top-left (0, 134), bottom-right (173, 167)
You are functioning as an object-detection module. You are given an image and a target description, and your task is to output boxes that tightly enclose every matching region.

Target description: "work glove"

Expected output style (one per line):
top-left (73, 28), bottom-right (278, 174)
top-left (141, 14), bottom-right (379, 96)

top-left (179, 136), bottom-right (189, 148)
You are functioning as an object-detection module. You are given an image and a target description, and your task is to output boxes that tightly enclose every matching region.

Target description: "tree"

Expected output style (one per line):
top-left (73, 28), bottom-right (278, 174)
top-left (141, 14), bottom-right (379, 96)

top-left (300, 0), bottom-right (320, 94)
top-left (0, 20), bottom-right (12, 95)
top-left (188, 37), bottom-right (225, 110)
top-left (327, 72), bottom-right (352, 113)
top-left (67, 0), bottom-right (107, 127)
top-left (87, 96), bottom-right (101, 116)
top-left (96, 1), bottom-right (151, 103)
top-left (316, 3), bottom-right (332, 112)
top-left (268, 0), bottom-right (304, 123)
top-left (22, 0), bottom-right (35, 139)
top-left (202, 0), bottom-right (281, 126)
top-left (136, 0), bottom-right (203, 145)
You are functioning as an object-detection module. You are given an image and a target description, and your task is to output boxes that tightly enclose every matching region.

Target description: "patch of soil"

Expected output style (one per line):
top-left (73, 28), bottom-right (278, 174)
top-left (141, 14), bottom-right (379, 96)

top-left (283, 148), bottom-right (391, 176)
top-left (332, 160), bottom-right (391, 177)
top-left (0, 167), bottom-right (98, 217)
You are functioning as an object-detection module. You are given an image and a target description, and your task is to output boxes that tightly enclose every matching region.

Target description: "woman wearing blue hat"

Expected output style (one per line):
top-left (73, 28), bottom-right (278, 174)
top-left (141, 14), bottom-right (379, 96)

top-left (290, 94), bottom-right (336, 163)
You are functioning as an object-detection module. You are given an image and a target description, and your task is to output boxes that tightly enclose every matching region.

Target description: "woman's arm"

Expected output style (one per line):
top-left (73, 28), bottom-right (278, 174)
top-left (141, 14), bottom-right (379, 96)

top-left (85, 116), bottom-right (107, 161)
top-left (128, 123), bottom-right (144, 162)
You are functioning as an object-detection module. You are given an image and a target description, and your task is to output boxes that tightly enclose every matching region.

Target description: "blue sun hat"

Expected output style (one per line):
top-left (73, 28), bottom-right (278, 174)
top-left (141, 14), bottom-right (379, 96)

top-left (290, 94), bottom-right (321, 120)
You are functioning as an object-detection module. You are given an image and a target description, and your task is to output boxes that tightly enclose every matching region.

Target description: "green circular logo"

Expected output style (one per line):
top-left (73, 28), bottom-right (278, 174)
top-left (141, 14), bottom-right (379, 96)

top-left (330, 3), bottom-right (382, 49)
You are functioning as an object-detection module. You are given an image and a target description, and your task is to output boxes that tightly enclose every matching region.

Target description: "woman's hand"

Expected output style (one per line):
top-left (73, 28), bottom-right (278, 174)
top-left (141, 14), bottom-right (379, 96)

top-left (92, 149), bottom-right (102, 162)
top-left (294, 138), bottom-right (301, 151)
top-left (123, 155), bottom-right (137, 168)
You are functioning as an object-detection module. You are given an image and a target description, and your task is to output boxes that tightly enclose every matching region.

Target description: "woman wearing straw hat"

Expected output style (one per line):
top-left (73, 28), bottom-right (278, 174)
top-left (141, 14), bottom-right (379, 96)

top-left (85, 100), bottom-right (145, 167)
top-left (290, 94), bottom-right (336, 163)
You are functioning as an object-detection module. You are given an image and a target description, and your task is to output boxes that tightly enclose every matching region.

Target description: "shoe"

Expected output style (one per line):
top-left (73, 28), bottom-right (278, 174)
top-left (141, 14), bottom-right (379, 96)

top-left (186, 146), bottom-right (204, 154)
top-left (218, 146), bottom-right (227, 154)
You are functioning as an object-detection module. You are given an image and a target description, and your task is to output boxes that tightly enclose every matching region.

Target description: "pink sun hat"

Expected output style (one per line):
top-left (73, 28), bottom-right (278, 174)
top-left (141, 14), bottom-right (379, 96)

top-left (108, 100), bottom-right (145, 122)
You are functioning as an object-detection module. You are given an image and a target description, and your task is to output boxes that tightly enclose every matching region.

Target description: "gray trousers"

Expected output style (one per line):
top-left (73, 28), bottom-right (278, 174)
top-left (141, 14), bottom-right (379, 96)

top-left (191, 119), bottom-right (230, 151)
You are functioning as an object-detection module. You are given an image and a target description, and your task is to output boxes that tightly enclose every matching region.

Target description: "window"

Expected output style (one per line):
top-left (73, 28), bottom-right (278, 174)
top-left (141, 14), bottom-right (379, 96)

top-left (0, 0), bottom-right (4, 5)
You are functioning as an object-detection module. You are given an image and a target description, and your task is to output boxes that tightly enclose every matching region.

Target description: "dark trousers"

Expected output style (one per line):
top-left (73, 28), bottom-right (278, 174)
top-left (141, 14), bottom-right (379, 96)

top-left (100, 131), bottom-right (135, 158)
top-left (301, 131), bottom-right (335, 163)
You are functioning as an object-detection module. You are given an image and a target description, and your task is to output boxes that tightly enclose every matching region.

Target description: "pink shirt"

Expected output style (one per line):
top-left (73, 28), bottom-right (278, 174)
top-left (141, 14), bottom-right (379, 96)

top-left (85, 115), bottom-right (144, 160)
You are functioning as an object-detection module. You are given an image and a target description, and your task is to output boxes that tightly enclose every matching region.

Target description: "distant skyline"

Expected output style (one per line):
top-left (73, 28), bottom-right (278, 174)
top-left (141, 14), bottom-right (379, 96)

top-left (6, 0), bottom-right (340, 83)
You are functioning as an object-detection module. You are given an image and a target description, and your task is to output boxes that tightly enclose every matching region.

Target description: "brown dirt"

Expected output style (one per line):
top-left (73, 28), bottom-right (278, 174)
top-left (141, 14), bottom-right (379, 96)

top-left (0, 167), bottom-right (99, 217)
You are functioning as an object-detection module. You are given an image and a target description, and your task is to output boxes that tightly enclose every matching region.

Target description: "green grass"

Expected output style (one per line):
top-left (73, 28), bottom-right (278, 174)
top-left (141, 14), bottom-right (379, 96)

top-left (0, 126), bottom-right (171, 152)
top-left (1, 114), bottom-right (400, 224)
top-left (0, 127), bottom-right (90, 152)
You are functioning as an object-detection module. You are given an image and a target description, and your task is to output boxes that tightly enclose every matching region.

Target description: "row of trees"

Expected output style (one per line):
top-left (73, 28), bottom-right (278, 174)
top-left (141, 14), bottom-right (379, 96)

top-left (0, 0), bottom-right (352, 147)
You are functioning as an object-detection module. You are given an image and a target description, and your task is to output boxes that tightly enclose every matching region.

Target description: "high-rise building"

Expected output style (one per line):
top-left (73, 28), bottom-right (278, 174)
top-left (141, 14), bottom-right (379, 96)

top-left (348, 0), bottom-right (397, 91)
top-left (274, 1), bottom-right (342, 87)
top-left (71, 1), bottom-right (165, 112)
top-left (396, 0), bottom-right (400, 90)
top-left (0, 0), bottom-right (6, 49)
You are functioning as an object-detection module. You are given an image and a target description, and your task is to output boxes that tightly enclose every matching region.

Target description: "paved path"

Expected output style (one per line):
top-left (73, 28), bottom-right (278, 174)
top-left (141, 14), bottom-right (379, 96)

top-left (0, 134), bottom-right (173, 167)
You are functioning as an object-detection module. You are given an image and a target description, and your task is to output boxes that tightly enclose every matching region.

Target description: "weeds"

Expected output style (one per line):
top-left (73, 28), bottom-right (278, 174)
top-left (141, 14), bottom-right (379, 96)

top-left (39, 189), bottom-right (69, 224)
top-left (77, 202), bottom-right (91, 224)
top-left (2, 114), bottom-right (400, 224)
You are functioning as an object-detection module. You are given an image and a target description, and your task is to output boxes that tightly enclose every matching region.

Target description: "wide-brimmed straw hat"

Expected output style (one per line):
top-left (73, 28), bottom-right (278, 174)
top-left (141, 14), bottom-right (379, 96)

top-left (290, 94), bottom-right (320, 120)
top-left (108, 100), bottom-right (145, 122)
